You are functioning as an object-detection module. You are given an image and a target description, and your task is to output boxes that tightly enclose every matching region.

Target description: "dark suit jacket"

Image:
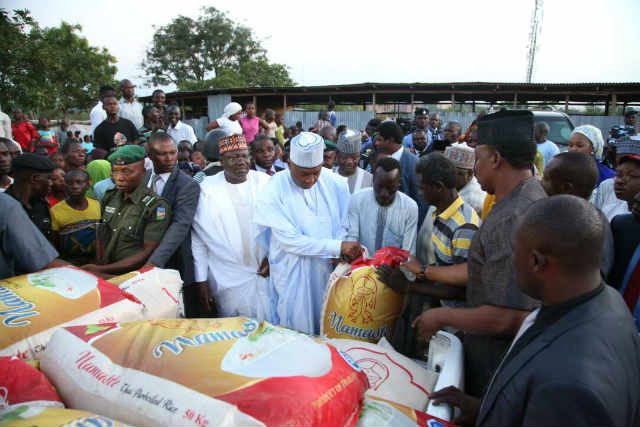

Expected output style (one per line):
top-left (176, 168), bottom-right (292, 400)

top-left (147, 169), bottom-right (200, 285)
top-left (478, 285), bottom-right (640, 427)
top-left (399, 148), bottom-right (428, 226)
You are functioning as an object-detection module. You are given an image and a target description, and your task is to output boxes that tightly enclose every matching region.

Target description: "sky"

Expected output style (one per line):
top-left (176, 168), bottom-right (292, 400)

top-left (5, 0), bottom-right (640, 96)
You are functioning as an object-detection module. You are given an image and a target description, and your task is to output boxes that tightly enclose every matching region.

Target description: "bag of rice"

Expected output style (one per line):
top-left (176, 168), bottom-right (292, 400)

top-left (356, 397), bottom-right (456, 427)
top-left (0, 267), bottom-right (183, 360)
top-left (0, 356), bottom-right (63, 412)
top-left (321, 247), bottom-right (409, 343)
top-left (41, 318), bottom-right (369, 427)
top-left (0, 267), bottom-right (141, 360)
top-left (0, 406), bottom-right (127, 427)
top-left (113, 267), bottom-right (183, 319)
top-left (329, 338), bottom-right (437, 411)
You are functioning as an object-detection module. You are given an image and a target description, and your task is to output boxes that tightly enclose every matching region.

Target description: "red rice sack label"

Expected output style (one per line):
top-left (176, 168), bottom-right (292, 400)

top-left (0, 267), bottom-right (141, 360)
top-left (0, 406), bottom-right (127, 427)
top-left (113, 267), bottom-right (183, 319)
top-left (41, 318), bottom-right (369, 427)
top-left (321, 247), bottom-right (409, 343)
top-left (356, 397), bottom-right (456, 427)
top-left (329, 338), bottom-right (437, 411)
top-left (0, 356), bottom-right (63, 412)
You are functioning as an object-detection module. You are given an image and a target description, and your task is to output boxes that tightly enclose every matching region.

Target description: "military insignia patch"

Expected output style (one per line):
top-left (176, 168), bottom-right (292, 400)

top-left (156, 206), bottom-right (166, 220)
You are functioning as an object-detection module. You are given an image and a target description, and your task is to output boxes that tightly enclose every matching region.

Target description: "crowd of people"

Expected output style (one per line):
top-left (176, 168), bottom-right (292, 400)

top-left (0, 80), bottom-right (639, 426)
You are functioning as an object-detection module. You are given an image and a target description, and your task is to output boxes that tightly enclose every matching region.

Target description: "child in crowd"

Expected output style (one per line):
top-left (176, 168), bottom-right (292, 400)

top-left (36, 117), bottom-right (58, 155)
top-left (239, 103), bottom-right (260, 143)
top-left (191, 150), bottom-right (206, 170)
top-left (50, 169), bottom-right (101, 265)
top-left (48, 167), bottom-right (66, 207)
top-left (263, 109), bottom-right (277, 139)
top-left (275, 113), bottom-right (286, 146)
top-left (50, 152), bottom-right (66, 170)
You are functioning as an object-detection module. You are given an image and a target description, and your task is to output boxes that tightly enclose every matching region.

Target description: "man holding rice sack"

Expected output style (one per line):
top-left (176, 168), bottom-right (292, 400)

top-left (321, 156), bottom-right (418, 342)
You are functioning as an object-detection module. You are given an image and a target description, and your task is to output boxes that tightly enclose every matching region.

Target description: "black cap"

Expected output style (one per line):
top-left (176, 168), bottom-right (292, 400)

top-left (477, 110), bottom-right (534, 147)
top-left (477, 110), bottom-right (536, 169)
top-left (203, 129), bottom-right (227, 161)
top-left (624, 108), bottom-right (637, 117)
top-left (12, 153), bottom-right (56, 172)
top-left (415, 107), bottom-right (429, 117)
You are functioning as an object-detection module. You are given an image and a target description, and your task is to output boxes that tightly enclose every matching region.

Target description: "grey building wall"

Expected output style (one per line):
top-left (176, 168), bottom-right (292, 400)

top-left (284, 111), bottom-right (375, 131)
top-left (183, 117), bottom-right (210, 140)
top-left (196, 99), bottom-right (625, 142)
top-left (207, 94), bottom-right (232, 122)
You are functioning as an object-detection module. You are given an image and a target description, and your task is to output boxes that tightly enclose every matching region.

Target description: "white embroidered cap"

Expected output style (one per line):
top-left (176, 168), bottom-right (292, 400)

top-left (290, 132), bottom-right (324, 168)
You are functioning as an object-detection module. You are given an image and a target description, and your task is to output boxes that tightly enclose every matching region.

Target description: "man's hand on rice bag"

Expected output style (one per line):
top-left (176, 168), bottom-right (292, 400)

top-left (80, 264), bottom-right (112, 279)
top-left (401, 255), bottom-right (426, 280)
top-left (430, 385), bottom-right (480, 426)
top-left (340, 241), bottom-right (363, 262)
top-left (376, 264), bottom-right (409, 294)
top-left (411, 307), bottom-right (448, 340)
top-left (195, 281), bottom-right (214, 313)
top-left (257, 257), bottom-right (270, 278)
top-left (81, 263), bottom-right (102, 273)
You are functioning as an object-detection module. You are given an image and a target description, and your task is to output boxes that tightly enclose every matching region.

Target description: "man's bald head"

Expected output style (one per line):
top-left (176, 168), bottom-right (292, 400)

top-left (542, 152), bottom-right (598, 199)
top-left (514, 195), bottom-right (604, 298)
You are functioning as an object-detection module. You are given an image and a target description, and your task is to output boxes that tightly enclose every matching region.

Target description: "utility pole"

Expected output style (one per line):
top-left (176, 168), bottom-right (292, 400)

top-left (526, 0), bottom-right (544, 83)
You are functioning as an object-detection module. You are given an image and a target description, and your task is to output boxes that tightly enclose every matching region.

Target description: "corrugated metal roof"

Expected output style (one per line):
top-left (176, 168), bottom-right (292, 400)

top-left (146, 81), bottom-right (640, 98)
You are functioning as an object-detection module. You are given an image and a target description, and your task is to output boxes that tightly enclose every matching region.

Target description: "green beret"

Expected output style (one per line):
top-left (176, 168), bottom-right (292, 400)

top-left (324, 139), bottom-right (337, 151)
top-left (108, 145), bottom-right (146, 166)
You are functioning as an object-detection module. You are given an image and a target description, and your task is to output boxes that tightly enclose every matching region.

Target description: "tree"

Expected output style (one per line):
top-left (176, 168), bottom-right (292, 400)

top-left (179, 59), bottom-right (295, 90)
top-left (0, 9), bottom-right (41, 112)
top-left (142, 7), bottom-right (294, 89)
top-left (0, 9), bottom-right (117, 117)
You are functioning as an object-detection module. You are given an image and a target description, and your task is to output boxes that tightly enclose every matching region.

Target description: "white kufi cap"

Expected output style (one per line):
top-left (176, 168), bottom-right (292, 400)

top-left (290, 132), bottom-right (324, 168)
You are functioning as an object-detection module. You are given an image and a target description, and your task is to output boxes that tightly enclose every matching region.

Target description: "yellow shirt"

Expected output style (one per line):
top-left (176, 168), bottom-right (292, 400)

top-left (275, 124), bottom-right (285, 146)
top-left (481, 194), bottom-right (496, 221)
top-left (50, 198), bottom-right (101, 231)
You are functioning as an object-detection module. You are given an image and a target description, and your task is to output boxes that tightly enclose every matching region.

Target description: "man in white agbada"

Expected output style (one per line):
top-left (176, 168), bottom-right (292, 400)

top-left (254, 132), bottom-right (363, 334)
top-left (192, 134), bottom-right (272, 319)
top-left (333, 129), bottom-right (373, 194)
top-left (345, 156), bottom-right (418, 256)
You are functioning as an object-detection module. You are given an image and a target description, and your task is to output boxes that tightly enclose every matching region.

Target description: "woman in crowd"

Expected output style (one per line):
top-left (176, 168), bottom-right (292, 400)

top-left (568, 124), bottom-right (614, 187)
top-left (85, 159), bottom-right (111, 199)
top-left (206, 102), bottom-right (243, 135)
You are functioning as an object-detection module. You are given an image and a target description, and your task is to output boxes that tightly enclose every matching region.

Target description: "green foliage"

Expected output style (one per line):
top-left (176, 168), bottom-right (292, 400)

top-left (178, 59), bottom-right (295, 90)
top-left (0, 9), bottom-right (117, 117)
top-left (142, 7), bottom-right (294, 90)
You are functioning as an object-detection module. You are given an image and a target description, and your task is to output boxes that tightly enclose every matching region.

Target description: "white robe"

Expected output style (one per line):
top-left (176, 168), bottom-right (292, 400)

top-left (191, 170), bottom-right (272, 320)
top-left (459, 176), bottom-right (486, 216)
top-left (591, 177), bottom-right (629, 221)
top-left (333, 167), bottom-right (373, 194)
top-left (254, 169), bottom-right (350, 334)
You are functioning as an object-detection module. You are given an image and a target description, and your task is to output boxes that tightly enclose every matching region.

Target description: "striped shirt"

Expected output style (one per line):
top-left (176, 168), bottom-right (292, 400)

top-left (432, 195), bottom-right (481, 266)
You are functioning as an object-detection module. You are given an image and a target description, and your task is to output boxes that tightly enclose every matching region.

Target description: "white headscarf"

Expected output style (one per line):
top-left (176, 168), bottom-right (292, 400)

top-left (222, 102), bottom-right (242, 119)
top-left (571, 125), bottom-right (604, 159)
